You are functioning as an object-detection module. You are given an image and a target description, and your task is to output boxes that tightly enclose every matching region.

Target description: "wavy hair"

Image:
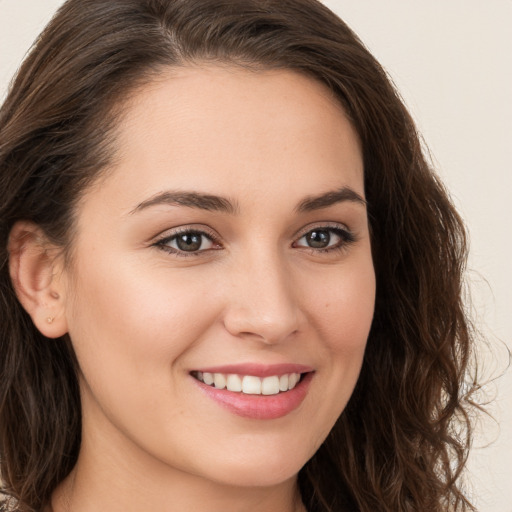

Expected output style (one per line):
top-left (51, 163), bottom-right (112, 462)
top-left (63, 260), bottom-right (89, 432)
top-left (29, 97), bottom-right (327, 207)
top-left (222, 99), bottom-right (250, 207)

top-left (0, 1), bottom-right (476, 510)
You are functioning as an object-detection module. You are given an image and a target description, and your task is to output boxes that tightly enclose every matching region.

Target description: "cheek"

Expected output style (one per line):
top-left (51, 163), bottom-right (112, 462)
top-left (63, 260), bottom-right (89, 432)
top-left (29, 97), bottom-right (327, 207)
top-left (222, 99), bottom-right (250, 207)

top-left (300, 254), bottom-right (375, 437)
top-left (306, 256), bottom-right (376, 354)
top-left (64, 252), bottom-right (220, 385)
top-left (63, 253), bottom-right (226, 454)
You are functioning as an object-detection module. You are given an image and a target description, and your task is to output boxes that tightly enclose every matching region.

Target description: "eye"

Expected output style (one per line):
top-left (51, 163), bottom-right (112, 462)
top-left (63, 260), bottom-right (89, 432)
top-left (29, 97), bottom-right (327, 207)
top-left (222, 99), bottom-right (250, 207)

top-left (155, 229), bottom-right (218, 255)
top-left (294, 226), bottom-right (355, 252)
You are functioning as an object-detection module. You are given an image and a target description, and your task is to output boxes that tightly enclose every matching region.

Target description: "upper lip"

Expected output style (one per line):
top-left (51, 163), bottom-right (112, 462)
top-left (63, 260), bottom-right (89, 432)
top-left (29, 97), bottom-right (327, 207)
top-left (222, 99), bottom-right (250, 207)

top-left (191, 363), bottom-right (314, 378)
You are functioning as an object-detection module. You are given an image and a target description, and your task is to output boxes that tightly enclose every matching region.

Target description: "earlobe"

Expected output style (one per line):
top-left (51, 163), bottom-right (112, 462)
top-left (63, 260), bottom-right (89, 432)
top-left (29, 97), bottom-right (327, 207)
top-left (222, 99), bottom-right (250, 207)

top-left (8, 221), bottom-right (68, 339)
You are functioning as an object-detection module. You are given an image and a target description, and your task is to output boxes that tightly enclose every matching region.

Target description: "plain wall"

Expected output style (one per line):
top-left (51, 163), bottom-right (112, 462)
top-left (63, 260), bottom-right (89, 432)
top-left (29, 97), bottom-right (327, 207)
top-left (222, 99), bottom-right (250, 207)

top-left (1, 1), bottom-right (511, 510)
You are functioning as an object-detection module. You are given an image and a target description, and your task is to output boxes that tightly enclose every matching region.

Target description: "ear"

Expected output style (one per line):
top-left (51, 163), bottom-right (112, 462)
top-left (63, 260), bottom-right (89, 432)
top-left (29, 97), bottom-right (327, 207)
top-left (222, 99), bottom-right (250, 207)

top-left (8, 221), bottom-right (68, 338)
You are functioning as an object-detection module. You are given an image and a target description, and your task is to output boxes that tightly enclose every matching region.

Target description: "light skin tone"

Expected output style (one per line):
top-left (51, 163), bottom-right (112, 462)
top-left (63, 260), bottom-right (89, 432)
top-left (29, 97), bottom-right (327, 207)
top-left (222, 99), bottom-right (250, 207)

top-left (9, 65), bottom-right (375, 512)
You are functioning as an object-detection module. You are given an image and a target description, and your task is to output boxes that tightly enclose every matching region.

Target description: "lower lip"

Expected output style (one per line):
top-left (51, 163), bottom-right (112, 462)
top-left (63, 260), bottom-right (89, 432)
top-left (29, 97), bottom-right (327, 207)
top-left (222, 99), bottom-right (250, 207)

top-left (193, 372), bottom-right (313, 420)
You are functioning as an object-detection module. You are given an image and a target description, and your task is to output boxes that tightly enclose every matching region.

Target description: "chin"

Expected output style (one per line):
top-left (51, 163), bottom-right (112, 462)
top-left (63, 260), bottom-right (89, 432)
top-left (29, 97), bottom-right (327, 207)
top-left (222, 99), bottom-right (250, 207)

top-left (196, 443), bottom-right (312, 489)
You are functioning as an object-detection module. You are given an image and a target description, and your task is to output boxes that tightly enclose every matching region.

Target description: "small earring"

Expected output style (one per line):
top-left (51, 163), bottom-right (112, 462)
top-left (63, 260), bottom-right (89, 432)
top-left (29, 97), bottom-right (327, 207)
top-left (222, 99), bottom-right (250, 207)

top-left (46, 316), bottom-right (55, 324)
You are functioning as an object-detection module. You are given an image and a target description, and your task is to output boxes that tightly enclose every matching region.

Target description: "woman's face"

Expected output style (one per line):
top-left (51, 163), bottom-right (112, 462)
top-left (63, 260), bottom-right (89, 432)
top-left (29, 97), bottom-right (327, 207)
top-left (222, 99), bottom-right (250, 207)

top-left (61, 65), bottom-right (375, 488)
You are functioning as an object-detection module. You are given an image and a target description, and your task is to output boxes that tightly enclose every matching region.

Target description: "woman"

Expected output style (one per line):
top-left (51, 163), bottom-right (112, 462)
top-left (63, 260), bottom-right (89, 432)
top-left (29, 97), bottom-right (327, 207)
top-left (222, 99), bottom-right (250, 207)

top-left (0, 1), bottom-right (477, 511)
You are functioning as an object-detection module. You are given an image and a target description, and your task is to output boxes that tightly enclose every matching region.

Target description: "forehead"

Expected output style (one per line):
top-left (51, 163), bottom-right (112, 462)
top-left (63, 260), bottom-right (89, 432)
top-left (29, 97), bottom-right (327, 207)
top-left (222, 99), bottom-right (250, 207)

top-left (84, 64), bottom-right (364, 214)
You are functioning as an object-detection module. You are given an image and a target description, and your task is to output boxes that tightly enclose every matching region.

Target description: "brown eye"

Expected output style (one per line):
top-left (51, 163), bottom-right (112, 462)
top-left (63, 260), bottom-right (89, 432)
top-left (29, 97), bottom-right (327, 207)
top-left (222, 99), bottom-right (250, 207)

top-left (294, 226), bottom-right (355, 252)
top-left (157, 230), bottom-right (216, 254)
top-left (175, 232), bottom-right (204, 252)
top-left (305, 229), bottom-right (331, 248)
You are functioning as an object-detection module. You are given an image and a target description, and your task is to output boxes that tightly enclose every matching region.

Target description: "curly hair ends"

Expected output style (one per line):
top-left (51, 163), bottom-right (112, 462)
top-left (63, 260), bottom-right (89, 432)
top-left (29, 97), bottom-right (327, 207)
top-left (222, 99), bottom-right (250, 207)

top-left (0, 1), bottom-right (477, 511)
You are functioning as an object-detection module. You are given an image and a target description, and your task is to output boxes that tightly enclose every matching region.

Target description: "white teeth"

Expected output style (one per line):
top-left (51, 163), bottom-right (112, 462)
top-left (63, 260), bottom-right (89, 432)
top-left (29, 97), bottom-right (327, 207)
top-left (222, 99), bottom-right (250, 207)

top-left (261, 376), bottom-right (280, 395)
top-left (213, 373), bottom-right (226, 389)
top-left (279, 374), bottom-right (289, 392)
top-left (242, 375), bottom-right (262, 395)
top-left (195, 371), bottom-right (302, 395)
top-left (226, 374), bottom-right (242, 392)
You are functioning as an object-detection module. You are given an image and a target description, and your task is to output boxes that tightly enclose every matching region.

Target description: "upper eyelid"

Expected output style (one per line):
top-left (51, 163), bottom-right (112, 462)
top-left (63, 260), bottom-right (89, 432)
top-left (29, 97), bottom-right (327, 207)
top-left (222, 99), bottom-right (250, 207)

top-left (293, 221), bottom-right (352, 239)
top-left (152, 229), bottom-right (220, 258)
top-left (153, 224), bottom-right (219, 243)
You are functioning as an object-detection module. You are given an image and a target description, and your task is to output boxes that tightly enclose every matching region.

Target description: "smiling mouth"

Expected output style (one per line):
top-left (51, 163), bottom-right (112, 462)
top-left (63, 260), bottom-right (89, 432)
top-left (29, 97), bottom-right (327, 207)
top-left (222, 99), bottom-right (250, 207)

top-left (191, 371), bottom-right (304, 395)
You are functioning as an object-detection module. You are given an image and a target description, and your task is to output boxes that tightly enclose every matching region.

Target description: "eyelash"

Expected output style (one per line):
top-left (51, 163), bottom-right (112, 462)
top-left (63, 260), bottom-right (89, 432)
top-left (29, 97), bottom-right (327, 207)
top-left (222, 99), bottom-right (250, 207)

top-left (153, 227), bottom-right (221, 258)
top-left (293, 225), bottom-right (356, 254)
top-left (153, 224), bottom-right (356, 258)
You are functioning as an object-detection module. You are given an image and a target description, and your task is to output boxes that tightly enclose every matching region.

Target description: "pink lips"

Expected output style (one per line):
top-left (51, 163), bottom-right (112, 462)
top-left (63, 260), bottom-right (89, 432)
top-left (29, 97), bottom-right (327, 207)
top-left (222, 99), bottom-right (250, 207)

top-left (191, 363), bottom-right (314, 420)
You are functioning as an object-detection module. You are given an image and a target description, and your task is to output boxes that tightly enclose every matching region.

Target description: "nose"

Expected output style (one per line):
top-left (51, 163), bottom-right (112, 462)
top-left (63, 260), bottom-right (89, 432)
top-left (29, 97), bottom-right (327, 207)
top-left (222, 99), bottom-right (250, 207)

top-left (222, 252), bottom-right (303, 345)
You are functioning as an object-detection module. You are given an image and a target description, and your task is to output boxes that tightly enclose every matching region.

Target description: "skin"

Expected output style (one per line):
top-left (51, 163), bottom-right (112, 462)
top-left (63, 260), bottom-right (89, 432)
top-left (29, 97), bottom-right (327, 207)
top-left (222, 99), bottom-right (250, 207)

top-left (11, 65), bottom-right (375, 512)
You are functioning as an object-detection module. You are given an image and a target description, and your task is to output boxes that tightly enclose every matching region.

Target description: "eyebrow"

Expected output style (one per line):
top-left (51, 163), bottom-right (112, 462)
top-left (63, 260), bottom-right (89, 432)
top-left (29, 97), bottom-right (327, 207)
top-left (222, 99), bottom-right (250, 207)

top-left (130, 191), bottom-right (239, 215)
top-left (296, 187), bottom-right (367, 212)
top-left (130, 186), bottom-right (366, 216)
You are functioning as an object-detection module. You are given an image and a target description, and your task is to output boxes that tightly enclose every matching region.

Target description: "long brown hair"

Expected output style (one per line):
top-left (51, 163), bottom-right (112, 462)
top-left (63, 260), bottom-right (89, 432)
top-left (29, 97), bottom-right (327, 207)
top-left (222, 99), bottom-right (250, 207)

top-left (0, 1), bottom-right (477, 510)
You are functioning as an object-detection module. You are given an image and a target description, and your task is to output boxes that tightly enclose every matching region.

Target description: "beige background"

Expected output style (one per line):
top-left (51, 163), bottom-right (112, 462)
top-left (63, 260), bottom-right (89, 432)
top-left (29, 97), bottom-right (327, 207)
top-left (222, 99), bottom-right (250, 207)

top-left (1, 1), bottom-right (511, 510)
